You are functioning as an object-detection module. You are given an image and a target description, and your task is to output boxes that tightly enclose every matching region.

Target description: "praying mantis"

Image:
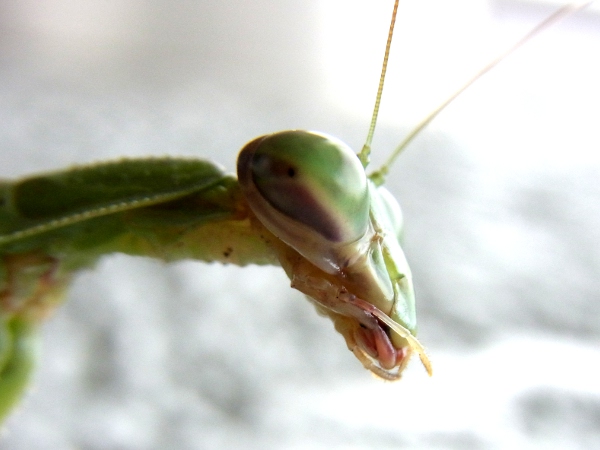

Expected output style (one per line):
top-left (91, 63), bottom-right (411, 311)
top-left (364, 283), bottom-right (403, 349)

top-left (0, 0), bottom-right (591, 435)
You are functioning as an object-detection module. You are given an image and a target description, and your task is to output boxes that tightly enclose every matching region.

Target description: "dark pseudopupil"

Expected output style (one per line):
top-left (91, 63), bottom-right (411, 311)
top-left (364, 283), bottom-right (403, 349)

top-left (252, 156), bottom-right (342, 242)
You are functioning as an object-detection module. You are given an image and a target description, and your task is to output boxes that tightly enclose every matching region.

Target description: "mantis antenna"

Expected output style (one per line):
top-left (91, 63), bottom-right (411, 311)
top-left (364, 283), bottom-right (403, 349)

top-left (358, 0), bottom-right (399, 168)
top-left (357, 1), bottom-right (591, 186)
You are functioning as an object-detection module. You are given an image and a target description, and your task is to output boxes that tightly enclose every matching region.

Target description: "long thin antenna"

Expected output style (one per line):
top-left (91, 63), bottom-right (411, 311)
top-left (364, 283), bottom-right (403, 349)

top-left (358, 0), bottom-right (399, 168)
top-left (368, 2), bottom-right (590, 186)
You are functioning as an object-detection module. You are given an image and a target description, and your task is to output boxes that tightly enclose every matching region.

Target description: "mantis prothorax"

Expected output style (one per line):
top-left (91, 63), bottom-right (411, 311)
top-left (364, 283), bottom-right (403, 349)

top-left (0, 0), bottom-right (587, 424)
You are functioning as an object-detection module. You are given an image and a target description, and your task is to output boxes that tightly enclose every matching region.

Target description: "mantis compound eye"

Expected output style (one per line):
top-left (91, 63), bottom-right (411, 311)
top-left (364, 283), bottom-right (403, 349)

top-left (238, 131), bottom-right (370, 272)
top-left (373, 186), bottom-right (404, 240)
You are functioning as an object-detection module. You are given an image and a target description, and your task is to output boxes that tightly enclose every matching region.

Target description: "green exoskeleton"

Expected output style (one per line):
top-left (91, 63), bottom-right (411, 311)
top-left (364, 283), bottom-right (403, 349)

top-left (0, 0), bottom-right (585, 424)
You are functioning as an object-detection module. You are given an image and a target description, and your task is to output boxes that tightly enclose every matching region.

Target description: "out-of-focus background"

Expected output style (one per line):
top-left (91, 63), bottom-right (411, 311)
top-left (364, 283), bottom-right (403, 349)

top-left (1, 0), bottom-right (599, 448)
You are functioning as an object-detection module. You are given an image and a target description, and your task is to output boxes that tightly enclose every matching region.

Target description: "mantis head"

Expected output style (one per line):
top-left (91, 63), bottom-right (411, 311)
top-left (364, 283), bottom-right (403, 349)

top-left (238, 130), bottom-right (431, 379)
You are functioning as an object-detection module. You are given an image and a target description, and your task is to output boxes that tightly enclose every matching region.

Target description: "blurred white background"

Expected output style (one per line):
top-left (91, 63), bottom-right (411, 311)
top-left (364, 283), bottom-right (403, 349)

top-left (0, 1), bottom-right (599, 448)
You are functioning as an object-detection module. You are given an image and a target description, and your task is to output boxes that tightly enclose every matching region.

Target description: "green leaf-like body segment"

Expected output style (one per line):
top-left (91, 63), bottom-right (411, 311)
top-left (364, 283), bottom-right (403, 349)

top-left (0, 158), bottom-right (277, 266)
top-left (0, 157), bottom-right (280, 422)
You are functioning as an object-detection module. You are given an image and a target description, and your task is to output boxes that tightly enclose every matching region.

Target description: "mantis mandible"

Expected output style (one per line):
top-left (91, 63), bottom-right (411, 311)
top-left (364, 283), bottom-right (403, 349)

top-left (0, 0), bottom-right (586, 425)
